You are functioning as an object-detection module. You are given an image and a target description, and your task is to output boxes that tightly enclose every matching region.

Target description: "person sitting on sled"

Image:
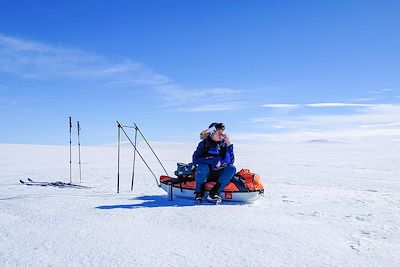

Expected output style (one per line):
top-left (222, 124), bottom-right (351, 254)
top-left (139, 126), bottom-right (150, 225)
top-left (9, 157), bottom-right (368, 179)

top-left (192, 122), bottom-right (236, 203)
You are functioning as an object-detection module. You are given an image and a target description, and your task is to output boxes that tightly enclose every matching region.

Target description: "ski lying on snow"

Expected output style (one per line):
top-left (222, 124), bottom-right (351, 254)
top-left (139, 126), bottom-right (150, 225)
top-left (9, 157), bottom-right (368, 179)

top-left (19, 179), bottom-right (50, 186)
top-left (20, 178), bottom-right (91, 188)
top-left (27, 178), bottom-right (53, 184)
top-left (28, 178), bottom-right (90, 188)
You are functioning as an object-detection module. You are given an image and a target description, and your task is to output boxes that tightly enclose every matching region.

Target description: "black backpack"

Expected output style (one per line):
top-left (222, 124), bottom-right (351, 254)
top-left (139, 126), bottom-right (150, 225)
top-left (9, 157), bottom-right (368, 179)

top-left (174, 162), bottom-right (196, 177)
top-left (171, 162), bottom-right (196, 192)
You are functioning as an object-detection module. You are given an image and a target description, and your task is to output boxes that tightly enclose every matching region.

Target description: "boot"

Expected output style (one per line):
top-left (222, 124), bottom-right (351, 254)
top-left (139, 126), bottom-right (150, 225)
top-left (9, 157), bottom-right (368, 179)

top-left (193, 191), bottom-right (203, 204)
top-left (200, 183), bottom-right (205, 197)
top-left (207, 182), bottom-right (222, 203)
top-left (194, 183), bottom-right (205, 204)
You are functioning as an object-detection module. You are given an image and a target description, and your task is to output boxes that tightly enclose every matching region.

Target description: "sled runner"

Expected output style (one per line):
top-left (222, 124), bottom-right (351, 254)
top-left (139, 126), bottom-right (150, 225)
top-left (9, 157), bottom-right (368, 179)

top-left (160, 168), bottom-right (264, 202)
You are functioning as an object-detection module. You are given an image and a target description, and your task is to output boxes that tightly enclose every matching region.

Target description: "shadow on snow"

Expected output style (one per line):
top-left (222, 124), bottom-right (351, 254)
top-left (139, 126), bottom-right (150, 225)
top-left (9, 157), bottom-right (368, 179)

top-left (95, 195), bottom-right (248, 209)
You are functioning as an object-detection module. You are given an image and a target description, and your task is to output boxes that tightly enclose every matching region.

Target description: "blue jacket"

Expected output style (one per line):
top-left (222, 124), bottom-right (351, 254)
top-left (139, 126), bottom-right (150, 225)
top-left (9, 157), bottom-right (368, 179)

top-left (192, 136), bottom-right (235, 169)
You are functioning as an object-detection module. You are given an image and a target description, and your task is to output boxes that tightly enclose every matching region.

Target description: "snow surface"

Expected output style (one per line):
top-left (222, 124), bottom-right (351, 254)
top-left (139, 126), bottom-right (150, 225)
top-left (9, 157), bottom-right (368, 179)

top-left (1, 140), bottom-right (399, 266)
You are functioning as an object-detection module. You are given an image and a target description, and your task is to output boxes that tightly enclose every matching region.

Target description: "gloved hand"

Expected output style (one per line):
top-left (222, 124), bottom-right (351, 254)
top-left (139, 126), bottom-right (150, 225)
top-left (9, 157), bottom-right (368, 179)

top-left (216, 160), bottom-right (228, 169)
top-left (221, 133), bottom-right (232, 146)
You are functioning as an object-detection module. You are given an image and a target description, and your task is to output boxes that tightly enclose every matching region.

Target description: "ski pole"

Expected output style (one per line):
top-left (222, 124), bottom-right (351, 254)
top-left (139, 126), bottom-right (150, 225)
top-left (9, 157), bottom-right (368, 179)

top-left (69, 117), bottom-right (72, 183)
top-left (77, 121), bottom-right (82, 184)
top-left (130, 126), bottom-right (138, 191)
top-left (117, 123), bottom-right (121, 193)
top-left (116, 121), bottom-right (161, 188)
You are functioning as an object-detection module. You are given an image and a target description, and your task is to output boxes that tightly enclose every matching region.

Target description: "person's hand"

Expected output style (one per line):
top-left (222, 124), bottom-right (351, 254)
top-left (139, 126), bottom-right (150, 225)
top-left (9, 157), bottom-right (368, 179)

top-left (221, 133), bottom-right (231, 146)
top-left (216, 160), bottom-right (227, 169)
top-left (216, 161), bottom-right (221, 168)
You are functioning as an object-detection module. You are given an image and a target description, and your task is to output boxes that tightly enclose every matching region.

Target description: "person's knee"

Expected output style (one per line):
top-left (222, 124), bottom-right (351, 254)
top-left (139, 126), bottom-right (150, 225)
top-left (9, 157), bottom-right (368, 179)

top-left (219, 165), bottom-right (236, 183)
top-left (226, 165), bottom-right (236, 175)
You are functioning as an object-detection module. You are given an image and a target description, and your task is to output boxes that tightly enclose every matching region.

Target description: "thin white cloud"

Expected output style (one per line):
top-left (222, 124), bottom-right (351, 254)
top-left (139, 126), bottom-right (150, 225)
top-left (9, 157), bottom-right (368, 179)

top-left (261, 102), bottom-right (376, 109)
top-left (261, 104), bottom-right (300, 109)
top-left (0, 34), bottom-right (50, 52)
top-left (156, 83), bottom-right (243, 112)
top-left (361, 122), bottom-right (400, 128)
top-left (156, 84), bottom-right (241, 103)
top-left (0, 34), bottom-right (248, 112)
top-left (367, 88), bottom-right (394, 94)
top-left (288, 104), bottom-right (400, 127)
top-left (305, 102), bottom-right (375, 108)
top-left (247, 104), bottom-right (400, 141)
top-left (0, 34), bottom-right (170, 86)
top-left (174, 102), bottom-right (243, 112)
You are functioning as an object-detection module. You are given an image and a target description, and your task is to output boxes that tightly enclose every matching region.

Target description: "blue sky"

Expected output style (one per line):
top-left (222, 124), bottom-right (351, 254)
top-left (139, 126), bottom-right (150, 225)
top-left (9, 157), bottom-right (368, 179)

top-left (1, 0), bottom-right (399, 145)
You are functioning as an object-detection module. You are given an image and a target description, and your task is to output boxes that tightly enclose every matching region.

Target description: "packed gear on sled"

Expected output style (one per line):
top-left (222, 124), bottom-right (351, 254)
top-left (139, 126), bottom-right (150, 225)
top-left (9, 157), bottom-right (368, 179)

top-left (161, 123), bottom-right (264, 203)
top-left (160, 163), bottom-right (264, 202)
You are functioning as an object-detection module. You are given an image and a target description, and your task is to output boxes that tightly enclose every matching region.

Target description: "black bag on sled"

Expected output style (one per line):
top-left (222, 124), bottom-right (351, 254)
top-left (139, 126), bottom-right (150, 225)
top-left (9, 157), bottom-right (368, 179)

top-left (174, 162), bottom-right (196, 178)
top-left (172, 162), bottom-right (196, 192)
